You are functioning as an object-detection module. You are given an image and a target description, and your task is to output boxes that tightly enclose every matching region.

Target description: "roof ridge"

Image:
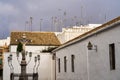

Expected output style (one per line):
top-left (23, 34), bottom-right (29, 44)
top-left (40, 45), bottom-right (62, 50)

top-left (11, 31), bottom-right (54, 33)
top-left (10, 32), bottom-right (61, 46)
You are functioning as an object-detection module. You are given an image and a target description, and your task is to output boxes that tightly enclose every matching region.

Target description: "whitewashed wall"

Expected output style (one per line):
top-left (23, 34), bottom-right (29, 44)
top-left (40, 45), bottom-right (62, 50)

top-left (56, 42), bottom-right (88, 80)
top-left (57, 24), bottom-right (101, 44)
top-left (0, 37), bottom-right (10, 46)
top-left (4, 45), bottom-right (55, 80)
top-left (3, 52), bottom-right (55, 80)
top-left (10, 45), bottom-right (51, 53)
top-left (55, 24), bottom-right (120, 80)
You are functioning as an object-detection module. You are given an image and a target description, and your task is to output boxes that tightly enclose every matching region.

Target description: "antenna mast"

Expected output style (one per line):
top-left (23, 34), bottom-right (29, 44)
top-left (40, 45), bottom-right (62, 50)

top-left (40, 19), bottom-right (43, 31)
top-left (30, 17), bottom-right (33, 31)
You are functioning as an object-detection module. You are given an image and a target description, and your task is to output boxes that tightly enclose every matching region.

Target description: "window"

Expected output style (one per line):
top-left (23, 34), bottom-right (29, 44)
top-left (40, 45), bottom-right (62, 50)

top-left (71, 55), bottom-right (75, 72)
top-left (64, 56), bottom-right (67, 72)
top-left (58, 58), bottom-right (60, 73)
top-left (109, 43), bottom-right (116, 70)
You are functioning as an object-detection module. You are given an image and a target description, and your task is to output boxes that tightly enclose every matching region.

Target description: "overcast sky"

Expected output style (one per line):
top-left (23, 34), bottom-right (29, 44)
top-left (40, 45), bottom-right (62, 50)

top-left (0, 0), bottom-right (120, 38)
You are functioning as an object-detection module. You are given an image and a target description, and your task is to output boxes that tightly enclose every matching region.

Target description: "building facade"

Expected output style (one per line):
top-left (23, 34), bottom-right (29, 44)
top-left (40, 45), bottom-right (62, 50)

top-left (0, 48), bottom-right (3, 80)
top-left (0, 45), bottom-right (9, 80)
top-left (57, 24), bottom-right (101, 44)
top-left (53, 16), bottom-right (120, 80)
top-left (0, 37), bottom-right (10, 46)
top-left (3, 31), bottom-right (61, 80)
top-left (10, 32), bottom-right (60, 52)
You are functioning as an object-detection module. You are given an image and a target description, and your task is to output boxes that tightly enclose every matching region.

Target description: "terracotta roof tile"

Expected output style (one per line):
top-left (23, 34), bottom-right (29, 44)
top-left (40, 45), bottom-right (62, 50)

top-left (10, 32), bottom-right (61, 46)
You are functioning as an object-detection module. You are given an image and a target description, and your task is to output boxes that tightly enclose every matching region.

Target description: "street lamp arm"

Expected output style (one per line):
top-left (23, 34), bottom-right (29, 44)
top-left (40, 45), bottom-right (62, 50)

top-left (10, 62), bottom-right (14, 73)
top-left (36, 55), bottom-right (40, 73)
top-left (17, 57), bottom-right (21, 65)
top-left (27, 52), bottom-right (32, 65)
top-left (36, 61), bottom-right (40, 73)
top-left (9, 34), bottom-right (39, 79)
top-left (8, 55), bottom-right (14, 73)
top-left (8, 62), bottom-right (12, 73)
top-left (33, 62), bottom-right (37, 73)
top-left (27, 57), bottom-right (31, 65)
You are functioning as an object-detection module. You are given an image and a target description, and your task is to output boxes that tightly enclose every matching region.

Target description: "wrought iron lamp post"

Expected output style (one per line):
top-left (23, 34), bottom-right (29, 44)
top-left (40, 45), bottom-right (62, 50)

top-left (8, 34), bottom-right (40, 80)
top-left (17, 34), bottom-right (32, 80)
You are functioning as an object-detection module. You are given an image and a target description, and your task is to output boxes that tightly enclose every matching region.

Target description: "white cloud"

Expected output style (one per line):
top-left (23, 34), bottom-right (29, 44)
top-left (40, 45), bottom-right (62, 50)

top-left (0, 2), bottom-right (19, 15)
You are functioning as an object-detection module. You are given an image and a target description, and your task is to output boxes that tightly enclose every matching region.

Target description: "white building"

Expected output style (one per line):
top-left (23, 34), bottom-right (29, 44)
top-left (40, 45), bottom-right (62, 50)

top-left (10, 32), bottom-right (60, 52)
top-left (4, 52), bottom-right (54, 80)
top-left (3, 31), bottom-right (61, 80)
top-left (57, 24), bottom-right (101, 43)
top-left (52, 16), bottom-right (120, 80)
top-left (0, 37), bottom-right (10, 46)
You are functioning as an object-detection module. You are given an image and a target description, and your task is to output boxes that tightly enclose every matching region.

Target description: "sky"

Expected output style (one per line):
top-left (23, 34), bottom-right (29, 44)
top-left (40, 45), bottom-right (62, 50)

top-left (0, 0), bottom-right (120, 38)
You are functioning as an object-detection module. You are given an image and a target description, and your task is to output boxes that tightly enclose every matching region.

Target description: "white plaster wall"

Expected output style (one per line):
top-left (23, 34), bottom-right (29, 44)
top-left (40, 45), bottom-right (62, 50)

top-left (56, 42), bottom-right (88, 80)
top-left (87, 25), bottom-right (120, 80)
top-left (57, 24), bottom-right (100, 44)
top-left (3, 52), bottom-right (55, 80)
top-left (55, 24), bottom-right (120, 80)
top-left (10, 45), bottom-right (50, 53)
top-left (57, 31), bottom-right (86, 44)
top-left (0, 37), bottom-right (10, 46)
top-left (4, 45), bottom-right (55, 80)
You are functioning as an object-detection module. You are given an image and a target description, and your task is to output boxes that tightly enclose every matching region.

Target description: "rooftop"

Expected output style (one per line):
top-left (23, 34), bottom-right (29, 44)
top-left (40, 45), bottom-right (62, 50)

top-left (53, 16), bottom-right (120, 51)
top-left (10, 32), bottom-right (61, 46)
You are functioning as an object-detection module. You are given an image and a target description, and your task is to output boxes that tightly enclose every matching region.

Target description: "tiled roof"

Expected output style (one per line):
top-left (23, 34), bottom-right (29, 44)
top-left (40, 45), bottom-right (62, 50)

top-left (10, 32), bottom-right (61, 46)
top-left (53, 16), bottom-right (120, 51)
